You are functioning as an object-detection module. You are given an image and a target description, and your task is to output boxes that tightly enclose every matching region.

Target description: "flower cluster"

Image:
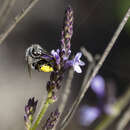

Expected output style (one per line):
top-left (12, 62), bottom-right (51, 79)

top-left (24, 97), bottom-right (38, 129)
top-left (25, 5), bottom-right (85, 130)
top-left (43, 109), bottom-right (60, 130)
top-left (46, 6), bottom-right (85, 96)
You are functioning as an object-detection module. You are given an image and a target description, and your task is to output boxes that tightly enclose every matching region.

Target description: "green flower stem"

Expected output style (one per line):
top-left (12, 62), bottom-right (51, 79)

top-left (31, 91), bottom-right (53, 130)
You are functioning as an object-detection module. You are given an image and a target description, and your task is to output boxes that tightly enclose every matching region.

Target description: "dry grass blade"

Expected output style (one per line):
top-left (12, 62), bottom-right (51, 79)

top-left (0, 0), bottom-right (40, 45)
top-left (116, 106), bottom-right (130, 130)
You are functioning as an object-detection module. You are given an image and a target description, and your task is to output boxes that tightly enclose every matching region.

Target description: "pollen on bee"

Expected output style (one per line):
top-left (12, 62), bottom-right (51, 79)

top-left (40, 65), bottom-right (54, 72)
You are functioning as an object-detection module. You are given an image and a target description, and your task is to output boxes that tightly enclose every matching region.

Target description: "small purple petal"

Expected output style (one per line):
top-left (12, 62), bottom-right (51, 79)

top-left (65, 60), bottom-right (73, 68)
top-left (62, 48), bottom-right (65, 54)
top-left (56, 49), bottom-right (60, 54)
top-left (51, 49), bottom-right (60, 64)
top-left (51, 50), bottom-right (55, 56)
top-left (63, 56), bottom-right (68, 61)
top-left (75, 52), bottom-right (82, 60)
top-left (79, 60), bottom-right (85, 66)
top-left (55, 55), bottom-right (60, 61)
top-left (68, 50), bottom-right (71, 55)
top-left (68, 60), bottom-right (73, 65)
top-left (74, 65), bottom-right (82, 73)
top-left (91, 75), bottom-right (105, 97)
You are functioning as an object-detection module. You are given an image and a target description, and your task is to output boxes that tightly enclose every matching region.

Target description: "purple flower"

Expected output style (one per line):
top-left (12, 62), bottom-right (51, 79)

top-left (62, 49), bottom-right (71, 61)
top-left (51, 49), bottom-right (60, 64)
top-left (24, 97), bottom-right (38, 122)
top-left (72, 52), bottom-right (85, 73)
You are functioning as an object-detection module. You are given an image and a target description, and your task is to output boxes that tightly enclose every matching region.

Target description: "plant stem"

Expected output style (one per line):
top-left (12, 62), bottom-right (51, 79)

top-left (116, 106), bottom-right (130, 130)
top-left (31, 91), bottom-right (52, 130)
top-left (53, 68), bottom-right (74, 130)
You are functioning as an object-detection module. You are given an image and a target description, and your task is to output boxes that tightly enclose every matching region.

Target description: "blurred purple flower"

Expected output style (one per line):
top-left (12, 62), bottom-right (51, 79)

top-left (79, 105), bottom-right (100, 126)
top-left (91, 75), bottom-right (105, 97)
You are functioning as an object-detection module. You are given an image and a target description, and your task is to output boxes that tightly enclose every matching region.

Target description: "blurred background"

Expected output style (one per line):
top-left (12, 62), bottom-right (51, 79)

top-left (0, 0), bottom-right (130, 130)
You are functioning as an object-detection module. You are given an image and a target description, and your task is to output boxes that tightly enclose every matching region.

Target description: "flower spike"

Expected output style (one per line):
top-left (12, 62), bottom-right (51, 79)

top-left (43, 109), bottom-right (60, 130)
top-left (24, 97), bottom-right (38, 129)
top-left (61, 5), bottom-right (74, 54)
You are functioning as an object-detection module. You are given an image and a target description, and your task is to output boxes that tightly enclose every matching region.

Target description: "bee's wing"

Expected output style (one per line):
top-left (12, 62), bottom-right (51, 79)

top-left (40, 52), bottom-right (53, 61)
top-left (27, 63), bottom-right (32, 78)
top-left (25, 58), bottom-right (32, 78)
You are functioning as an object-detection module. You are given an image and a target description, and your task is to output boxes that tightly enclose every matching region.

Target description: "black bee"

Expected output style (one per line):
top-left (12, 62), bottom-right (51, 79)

top-left (25, 44), bottom-right (54, 76)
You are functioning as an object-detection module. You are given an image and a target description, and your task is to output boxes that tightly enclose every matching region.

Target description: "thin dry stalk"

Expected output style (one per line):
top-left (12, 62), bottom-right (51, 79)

top-left (0, 1), bottom-right (10, 19)
top-left (0, 0), bottom-right (40, 45)
top-left (0, 0), bottom-right (16, 27)
top-left (116, 106), bottom-right (130, 130)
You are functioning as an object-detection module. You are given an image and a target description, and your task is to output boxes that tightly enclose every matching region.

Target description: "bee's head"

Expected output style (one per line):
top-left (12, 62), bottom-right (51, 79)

top-left (25, 44), bottom-right (54, 73)
top-left (26, 44), bottom-right (43, 59)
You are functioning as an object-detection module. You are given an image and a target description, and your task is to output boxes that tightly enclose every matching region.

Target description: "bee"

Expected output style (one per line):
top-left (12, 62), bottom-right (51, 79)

top-left (25, 44), bottom-right (54, 76)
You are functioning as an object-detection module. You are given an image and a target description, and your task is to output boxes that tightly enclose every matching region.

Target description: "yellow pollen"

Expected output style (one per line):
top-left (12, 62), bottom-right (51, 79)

top-left (40, 65), bottom-right (54, 72)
